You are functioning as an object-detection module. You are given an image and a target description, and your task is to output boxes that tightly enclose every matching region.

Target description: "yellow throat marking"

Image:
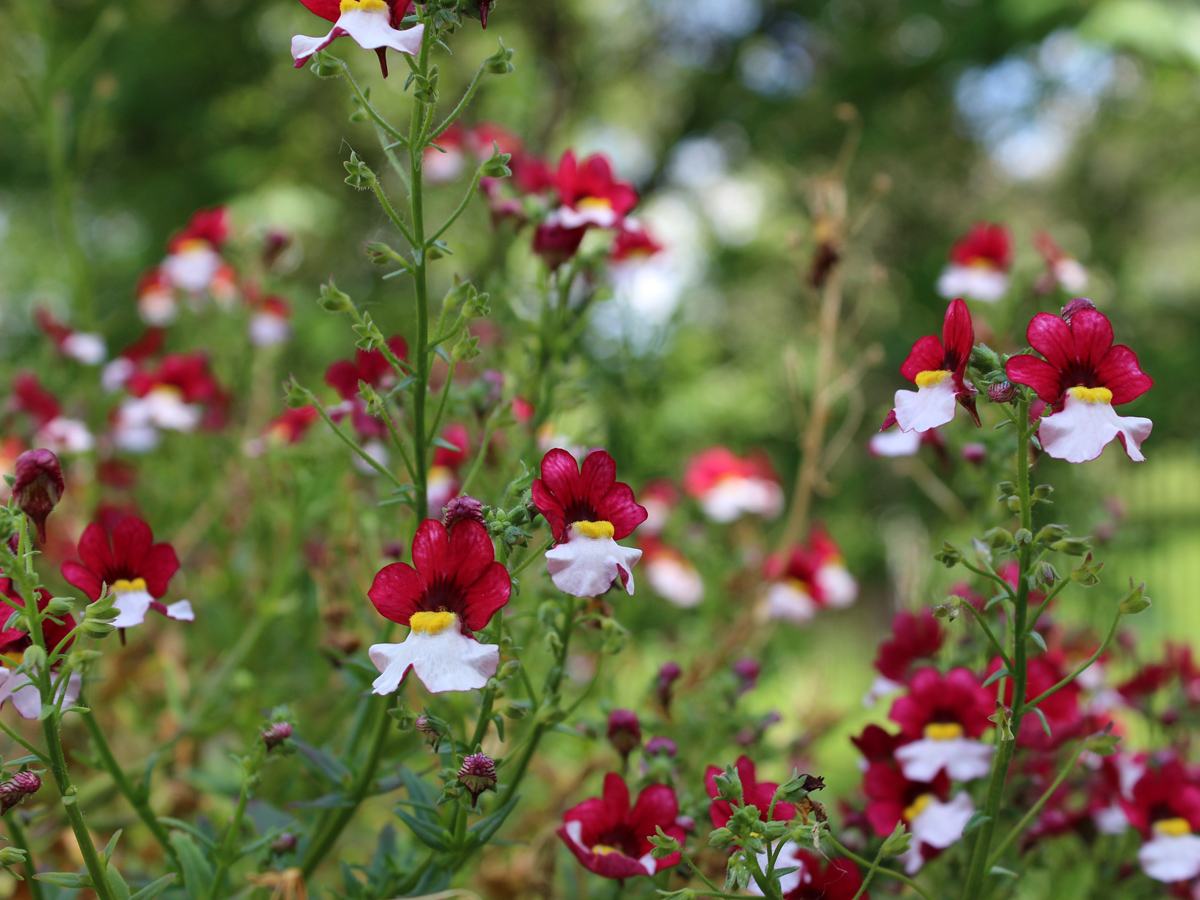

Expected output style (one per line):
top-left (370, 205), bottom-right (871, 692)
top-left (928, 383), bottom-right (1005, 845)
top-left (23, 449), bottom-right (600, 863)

top-left (1155, 817), bottom-right (1192, 837)
top-left (573, 520), bottom-right (615, 540)
top-left (112, 578), bottom-right (148, 594)
top-left (340, 0), bottom-right (386, 11)
top-left (924, 722), bottom-right (964, 741)
top-left (904, 793), bottom-right (933, 822)
top-left (915, 370), bottom-right (951, 388)
top-left (410, 611), bottom-right (457, 635)
top-left (591, 844), bottom-right (621, 856)
top-left (1068, 386), bottom-right (1113, 405)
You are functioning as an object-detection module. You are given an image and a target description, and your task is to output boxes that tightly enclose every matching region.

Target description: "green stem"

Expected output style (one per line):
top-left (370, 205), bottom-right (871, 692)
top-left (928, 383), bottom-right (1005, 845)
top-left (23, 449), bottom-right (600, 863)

top-left (958, 560), bottom-right (1014, 602)
top-left (427, 361), bottom-right (456, 445)
top-left (8, 813), bottom-right (44, 900)
top-left (849, 843), bottom-right (885, 900)
top-left (1026, 608), bottom-right (1122, 710)
top-left (824, 836), bottom-right (935, 900)
top-left (457, 405), bottom-right (501, 497)
top-left (0, 717), bottom-right (51, 763)
top-left (1027, 576), bottom-right (1070, 632)
top-left (960, 601), bottom-right (1014, 672)
top-left (508, 537), bottom-right (554, 579)
top-left (427, 164), bottom-right (485, 246)
top-left (207, 776), bottom-right (254, 900)
top-left (679, 849), bottom-right (722, 893)
top-left (987, 736), bottom-right (1088, 868)
top-left (429, 61), bottom-right (487, 142)
top-left (310, 397), bottom-right (406, 488)
top-left (409, 34), bottom-right (432, 521)
top-left (337, 58), bottom-right (407, 144)
top-left (81, 708), bottom-right (179, 868)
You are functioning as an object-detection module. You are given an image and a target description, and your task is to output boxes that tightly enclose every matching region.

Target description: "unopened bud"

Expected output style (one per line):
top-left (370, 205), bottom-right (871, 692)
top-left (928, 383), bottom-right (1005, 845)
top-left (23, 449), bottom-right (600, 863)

top-left (961, 443), bottom-right (986, 466)
top-left (1061, 298), bottom-right (1096, 324)
top-left (712, 765), bottom-right (743, 804)
top-left (0, 846), bottom-right (26, 866)
top-left (0, 771), bottom-right (41, 813)
top-left (44, 597), bottom-right (74, 619)
top-left (262, 721), bottom-right (293, 751)
top-left (880, 821), bottom-right (912, 856)
top-left (987, 381), bottom-right (1017, 404)
top-left (444, 496), bottom-right (486, 528)
top-left (13, 450), bottom-right (64, 543)
top-left (270, 832), bottom-right (298, 855)
top-left (457, 752), bottom-right (498, 806)
top-left (415, 715), bottom-right (441, 744)
top-left (607, 709), bottom-right (642, 760)
top-left (483, 38), bottom-right (515, 75)
top-left (732, 658), bottom-right (760, 694)
top-left (645, 736), bottom-right (678, 758)
top-left (655, 661), bottom-right (682, 712)
top-left (318, 278), bottom-right (355, 314)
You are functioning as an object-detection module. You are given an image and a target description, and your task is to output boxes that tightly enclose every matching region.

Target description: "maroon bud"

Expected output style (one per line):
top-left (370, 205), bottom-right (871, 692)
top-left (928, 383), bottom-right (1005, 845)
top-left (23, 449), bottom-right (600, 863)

top-left (270, 832), bottom-right (298, 855)
top-left (733, 658), bottom-right (760, 694)
top-left (415, 716), bottom-right (441, 745)
top-left (1061, 297), bottom-right (1096, 324)
top-left (13, 450), bottom-right (64, 543)
top-left (655, 661), bottom-right (682, 713)
top-left (5, 534), bottom-right (17, 556)
top-left (606, 709), bottom-right (642, 760)
top-left (645, 736), bottom-right (677, 758)
top-left (961, 443), bottom-right (986, 466)
top-left (987, 381), bottom-right (1017, 404)
top-left (1, 771), bottom-right (41, 814)
top-left (262, 229), bottom-right (292, 268)
top-left (262, 722), bottom-right (293, 751)
top-left (676, 814), bottom-right (696, 834)
top-left (444, 495), bottom-right (486, 528)
top-left (457, 752), bottom-right (498, 806)
top-left (801, 774), bottom-right (826, 792)
top-left (383, 541), bottom-right (405, 561)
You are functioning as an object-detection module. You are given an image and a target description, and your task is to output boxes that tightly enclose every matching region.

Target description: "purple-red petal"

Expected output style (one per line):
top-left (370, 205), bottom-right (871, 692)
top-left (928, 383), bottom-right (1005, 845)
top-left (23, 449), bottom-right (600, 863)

top-left (538, 448), bottom-right (582, 506)
top-left (139, 543), bottom-right (180, 598)
top-left (410, 519), bottom-right (449, 585)
top-left (531, 479), bottom-right (567, 542)
top-left (112, 517), bottom-right (153, 575)
top-left (446, 519), bottom-right (497, 591)
top-left (597, 483), bottom-right (647, 541)
top-left (460, 562), bottom-right (511, 633)
top-left (942, 298), bottom-right (975, 372)
top-left (899, 335), bottom-right (945, 383)
top-left (1025, 313), bottom-right (1075, 371)
top-left (580, 450), bottom-right (617, 510)
top-left (1069, 309), bottom-right (1115, 372)
top-left (77, 522), bottom-right (114, 580)
top-left (61, 561), bottom-right (103, 602)
top-left (368, 562), bottom-right (424, 625)
top-left (1005, 355), bottom-right (1064, 404)
top-left (1097, 344), bottom-right (1153, 406)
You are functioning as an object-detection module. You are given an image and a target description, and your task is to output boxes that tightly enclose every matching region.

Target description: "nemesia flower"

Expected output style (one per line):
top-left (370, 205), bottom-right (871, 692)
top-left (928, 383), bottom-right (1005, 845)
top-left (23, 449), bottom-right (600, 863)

top-left (531, 449), bottom-right (647, 598)
top-left (366, 519), bottom-right (510, 694)
top-left (547, 151), bottom-right (639, 230)
top-left (782, 851), bottom-right (865, 900)
top-left (161, 207), bottom-right (231, 294)
top-left (61, 516), bottom-right (192, 629)
top-left (248, 296), bottom-right (292, 347)
top-left (291, 0), bottom-right (424, 78)
top-left (682, 447), bottom-right (783, 523)
top-left (889, 667), bottom-right (994, 783)
top-left (423, 125), bottom-right (467, 183)
top-left (10, 373), bottom-right (94, 455)
top-left (115, 353), bottom-right (223, 451)
top-left (0, 582), bottom-right (80, 719)
top-left (610, 226), bottom-right (663, 263)
top-left (557, 773), bottom-right (684, 879)
top-left (884, 298), bottom-right (978, 434)
top-left (1123, 758), bottom-right (1200, 882)
top-left (864, 761), bottom-right (973, 874)
top-left (865, 609), bottom-right (944, 707)
top-left (427, 423), bottom-right (470, 518)
top-left (245, 406), bottom-right (321, 457)
top-left (325, 335), bottom-right (410, 439)
top-left (1005, 304), bottom-right (1153, 463)
top-left (102, 328), bottom-right (165, 393)
top-left (867, 426), bottom-right (934, 458)
top-left (1034, 231), bottom-right (1088, 294)
top-left (762, 528), bottom-right (857, 625)
top-left (640, 537), bottom-right (704, 608)
top-left (936, 223), bottom-right (1012, 303)
top-left (34, 309), bottom-right (106, 365)
top-left (136, 268), bottom-right (179, 326)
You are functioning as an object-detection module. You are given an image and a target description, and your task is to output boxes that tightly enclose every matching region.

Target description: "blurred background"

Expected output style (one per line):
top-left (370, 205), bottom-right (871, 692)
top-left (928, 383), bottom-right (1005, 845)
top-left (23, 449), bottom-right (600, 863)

top-left (1, 0), bottom-right (1198, 893)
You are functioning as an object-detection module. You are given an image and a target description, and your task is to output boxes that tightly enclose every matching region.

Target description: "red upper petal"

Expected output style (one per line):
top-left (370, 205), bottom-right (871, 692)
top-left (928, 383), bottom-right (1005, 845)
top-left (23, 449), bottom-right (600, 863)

top-left (139, 544), bottom-right (180, 598)
top-left (1069, 309), bottom-right (1114, 372)
top-left (601, 772), bottom-right (631, 818)
top-left (112, 517), bottom-right (153, 575)
top-left (1096, 344), bottom-right (1153, 406)
top-left (1025, 313), bottom-right (1074, 371)
top-left (459, 563), bottom-right (511, 632)
top-left (410, 519), bottom-right (449, 585)
top-left (540, 448), bottom-right (582, 501)
top-left (1005, 355), bottom-right (1063, 404)
top-left (596, 483), bottom-right (647, 541)
top-left (368, 562), bottom-right (424, 625)
top-left (899, 335), bottom-right (945, 383)
top-left (325, 359), bottom-right (363, 401)
top-left (580, 450), bottom-right (617, 507)
top-left (629, 783), bottom-right (680, 841)
top-left (446, 520), bottom-right (496, 590)
top-left (530, 479), bottom-right (567, 542)
top-left (297, 0), bottom-right (340, 23)
top-left (61, 561), bottom-right (103, 602)
top-left (77, 522), bottom-right (115, 579)
top-left (942, 298), bottom-right (974, 373)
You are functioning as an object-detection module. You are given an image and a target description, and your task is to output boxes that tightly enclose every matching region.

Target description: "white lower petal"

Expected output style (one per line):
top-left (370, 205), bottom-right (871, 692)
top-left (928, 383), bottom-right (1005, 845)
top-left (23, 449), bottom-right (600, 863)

top-left (249, 314), bottom-right (290, 346)
top-left (765, 581), bottom-right (816, 624)
top-left (815, 564), bottom-right (857, 608)
top-left (113, 422), bottom-right (161, 453)
top-left (102, 358), bottom-right (136, 393)
top-left (546, 535), bottom-right (642, 598)
top-left (292, 12), bottom-right (424, 64)
top-left (352, 439), bottom-right (390, 475)
top-left (893, 380), bottom-right (958, 433)
top-left (368, 628), bottom-right (499, 694)
top-left (862, 674), bottom-right (903, 708)
top-left (162, 247), bottom-right (222, 293)
top-left (1054, 259), bottom-right (1088, 293)
top-left (63, 332), bottom-right (107, 365)
top-left (111, 590), bottom-right (155, 629)
top-left (1139, 834), bottom-right (1200, 883)
top-left (36, 418), bottom-right (94, 454)
top-left (646, 556), bottom-right (704, 608)
top-left (10, 669), bottom-right (81, 719)
top-left (146, 392), bottom-right (203, 432)
top-left (1093, 804), bottom-right (1129, 836)
top-left (700, 477), bottom-right (783, 523)
top-left (551, 205), bottom-right (620, 229)
top-left (139, 290), bottom-right (178, 326)
top-left (936, 265), bottom-right (1009, 303)
top-left (869, 429), bottom-right (924, 457)
top-left (748, 842), bottom-right (806, 896)
top-left (896, 737), bottom-right (994, 783)
top-left (164, 600), bottom-right (194, 621)
top-left (910, 792), bottom-right (974, 851)
top-left (1039, 394), bottom-right (1152, 463)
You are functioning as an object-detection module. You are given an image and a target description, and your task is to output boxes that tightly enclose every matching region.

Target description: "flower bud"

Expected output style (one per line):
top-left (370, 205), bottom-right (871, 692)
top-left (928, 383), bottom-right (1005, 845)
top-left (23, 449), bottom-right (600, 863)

top-left (13, 450), bottom-right (64, 543)
top-left (712, 765), bottom-right (743, 804)
top-left (444, 496), bottom-right (486, 528)
top-left (457, 752), bottom-right (498, 806)
top-left (987, 381), bottom-right (1017, 404)
top-left (645, 736), bottom-right (678, 758)
top-left (880, 821), bottom-right (912, 857)
top-left (655, 661), bottom-right (682, 712)
top-left (1118, 580), bottom-right (1151, 616)
top-left (415, 715), bottom-right (441, 745)
top-left (21, 645), bottom-right (46, 672)
top-left (961, 443), bottom-right (986, 466)
top-left (343, 151), bottom-right (376, 190)
top-left (262, 721), bottom-right (293, 751)
top-left (44, 597), bottom-right (74, 619)
top-left (732, 658), bottom-right (760, 694)
top-left (1061, 297), bottom-right (1096, 324)
top-left (483, 37), bottom-right (515, 75)
top-left (606, 709), bottom-right (642, 760)
top-left (0, 771), bottom-right (41, 813)
top-left (318, 278), bottom-right (355, 314)
top-left (270, 832), bottom-right (298, 855)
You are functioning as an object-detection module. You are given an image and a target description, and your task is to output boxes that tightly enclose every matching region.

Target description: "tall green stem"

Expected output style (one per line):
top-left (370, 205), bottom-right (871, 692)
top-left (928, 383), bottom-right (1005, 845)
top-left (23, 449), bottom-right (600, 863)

top-left (960, 395), bottom-right (1034, 900)
top-left (7, 813), bottom-right (44, 900)
top-left (409, 33), bottom-right (433, 520)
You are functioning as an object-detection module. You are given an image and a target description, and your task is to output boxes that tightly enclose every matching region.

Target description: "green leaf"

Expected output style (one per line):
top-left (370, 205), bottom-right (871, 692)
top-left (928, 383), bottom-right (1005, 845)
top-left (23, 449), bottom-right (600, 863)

top-left (1026, 631), bottom-right (1048, 653)
top-left (465, 793), bottom-right (520, 849)
top-left (169, 831), bottom-right (214, 898)
top-left (157, 818), bottom-right (219, 850)
top-left (106, 864), bottom-right (132, 900)
top-left (129, 874), bottom-right (178, 900)
top-left (293, 739), bottom-right (352, 785)
top-left (34, 872), bottom-right (92, 888)
top-left (430, 437), bottom-right (463, 453)
top-left (963, 812), bottom-right (992, 834)
top-left (394, 807), bottom-right (448, 851)
top-left (982, 667), bottom-right (1011, 688)
top-left (989, 866), bottom-right (1019, 878)
top-left (1030, 706), bottom-right (1052, 737)
top-left (102, 829), bottom-right (123, 862)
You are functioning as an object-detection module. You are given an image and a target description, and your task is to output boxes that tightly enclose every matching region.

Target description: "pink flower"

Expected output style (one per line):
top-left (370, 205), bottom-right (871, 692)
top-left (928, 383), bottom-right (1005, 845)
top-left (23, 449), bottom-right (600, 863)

top-left (884, 298), bottom-right (978, 434)
top-left (1034, 230), bottom-right (1088, 294)
top-left (936, 223), bottom-right (1012, 303)
top-left (557, 773), bottom-right (684, 879)
top-left (0, 583), bottom-right (80, 719)
top-left (291, 0), bottom-right (424, 78)
top-left (34, 309), bottom-right (106, 365)
top-left (762, 527), bottom-right (858, 625)
top-left (61, 516), bottom-right (192, 629)
top-left (532, 449), bottom-right (647, 598)
top-left (161, 207), bottom-right (233, 296)
top-left (548, 151), bottom-right (639, 230)
top-left (1005, 305), bottom-right (1153, 463)
top-left (888, 668), bottom-right (993, 784)
top-left (682, 447), bottom-right (783, 523)
top-left (366, 519), bottom-right (510, 693)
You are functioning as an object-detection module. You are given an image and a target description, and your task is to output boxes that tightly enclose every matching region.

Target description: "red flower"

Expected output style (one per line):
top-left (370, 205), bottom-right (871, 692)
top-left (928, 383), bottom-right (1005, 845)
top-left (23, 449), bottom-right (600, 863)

top-left (324, 336), bottom-right (410, 399)
top-left (874, 610), bottom-right (944, 685)
top-left (291, 0), bottom-right (421, 78)
top-left (127, 353), bottom-right (222, 406)
top-left (550, 151), bottom-right (639, 230)
top-left (862, 761), bottom-right (950, 837)
top-left (367, 519), bottom-right (509, 635)
top-left (557, 773), bottom-right (684, 879)
top-left (704, 755), bottom-right (796, 829)
top-left (1005, 306), bottom-right (1152, 463)
top-left (1121, 757), bottom-right (1200, 838)
top-left (264, 406), bottom-right (320, 445)
top-left (610, 226), bottom-right (663, 262)
top-left (762, 527), bottom-right (857, 624)
top-left (10, 373), bottom-right (61, 429)
top-left (0, 582), bottom-right (76, 656)
top-left (884, 298), bottom-right (979, 433)
top-left (167, 207), bottom-right (230, 254)
top-left (682, 447), bottom-right (782, 523)
top-left (531, 449), bottom-right (646, 544)
top-left (850, 724), bottom-right (907, 765)
top-left (889, 667), bottom-right (992, 740)
top-left (949, 223), bottom-right (1012, 271)
top-left (784, 852), bottom-right (865, 900)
